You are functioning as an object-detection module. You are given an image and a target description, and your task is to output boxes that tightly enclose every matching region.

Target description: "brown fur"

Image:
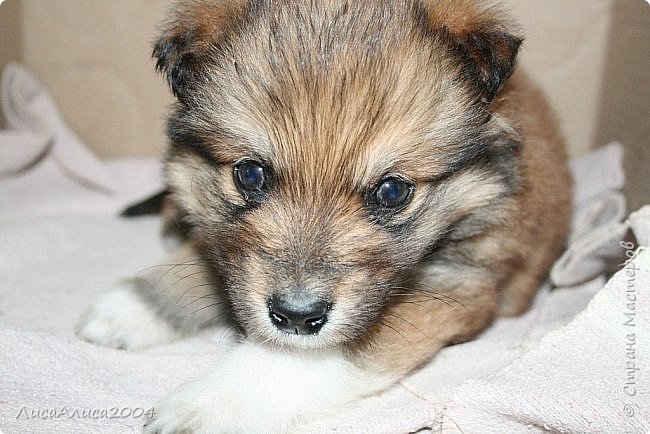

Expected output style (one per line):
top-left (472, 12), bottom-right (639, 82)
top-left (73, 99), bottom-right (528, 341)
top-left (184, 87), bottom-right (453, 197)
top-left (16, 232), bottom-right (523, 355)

top-left (153, 0), bottom-right (571, 377)
top-left (348, 70), bottom-right (571, 374)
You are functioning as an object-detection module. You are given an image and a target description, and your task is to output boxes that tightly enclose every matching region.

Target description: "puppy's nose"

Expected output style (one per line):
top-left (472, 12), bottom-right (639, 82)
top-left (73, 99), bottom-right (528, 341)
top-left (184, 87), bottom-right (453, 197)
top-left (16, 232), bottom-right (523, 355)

top-left (268, 294), bottom-right (330, 335)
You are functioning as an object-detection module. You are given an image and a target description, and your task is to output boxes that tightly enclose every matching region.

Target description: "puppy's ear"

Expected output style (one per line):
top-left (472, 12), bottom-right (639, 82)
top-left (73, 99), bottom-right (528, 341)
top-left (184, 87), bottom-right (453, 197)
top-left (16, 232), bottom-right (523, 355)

top-left (425, 0), bottom-right (522, 102)
top-left (153, 0), bottom-right (248, 100)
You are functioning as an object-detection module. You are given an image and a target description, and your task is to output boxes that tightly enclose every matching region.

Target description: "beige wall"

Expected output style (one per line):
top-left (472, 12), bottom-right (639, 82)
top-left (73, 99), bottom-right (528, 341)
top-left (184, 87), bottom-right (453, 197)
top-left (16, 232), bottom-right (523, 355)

top-left (0, 0), bottom-right (22, 128)
top-left (0, 0), bottom-right (648, 174)
top-left (18, 0), bottom-right (175, 158)
top-left (504, 0), bottom-right (615, 157)
top-left (595, 0), bottom-right (650, 211)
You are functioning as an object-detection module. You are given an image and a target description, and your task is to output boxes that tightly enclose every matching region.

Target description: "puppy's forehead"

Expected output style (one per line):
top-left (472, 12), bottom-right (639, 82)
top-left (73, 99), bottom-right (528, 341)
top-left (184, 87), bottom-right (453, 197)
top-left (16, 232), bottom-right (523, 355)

top-left (195, 0), bottom-right (482, 185)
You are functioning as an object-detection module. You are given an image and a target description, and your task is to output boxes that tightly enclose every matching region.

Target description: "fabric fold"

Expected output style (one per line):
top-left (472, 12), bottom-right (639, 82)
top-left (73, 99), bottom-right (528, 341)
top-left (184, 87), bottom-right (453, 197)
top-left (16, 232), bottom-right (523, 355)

top-left (441, 207), bottom-right (649, 433)
top-left (551, 191), bottom-right (628, 286)
top-left (1, 62), bottom-right (115, 193)
top-left (550, 142), bottom-right (628, 287)
top-left (0, 130), bottom-right (52, 176)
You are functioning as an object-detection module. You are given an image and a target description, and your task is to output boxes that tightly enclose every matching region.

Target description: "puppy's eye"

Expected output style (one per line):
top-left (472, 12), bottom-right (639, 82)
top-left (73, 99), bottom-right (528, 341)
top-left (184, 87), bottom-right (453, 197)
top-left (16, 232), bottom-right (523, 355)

top-left (234, 160), bottom-right (266, 196)
top-left (374, 177), bottom-right (413, 208)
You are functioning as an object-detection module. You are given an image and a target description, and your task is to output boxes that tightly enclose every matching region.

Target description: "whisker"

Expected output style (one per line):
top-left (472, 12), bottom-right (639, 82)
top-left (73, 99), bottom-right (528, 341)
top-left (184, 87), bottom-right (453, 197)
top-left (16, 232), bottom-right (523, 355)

top-left (170, 269), bottom-right (212, 287)
top-left (178, 293), bottom-right (221, 309)
top-left (136, 261), bottom-right (210, 275)
top-left (199, 311), bottom-right (229, 329)
top-left (191, 302), bottom-right (224, 316)
top-left (389, 285), bottom-right (464, 309)
top-left (378, 319), bottom-right (410, 344)
top-left (174, 276), bottom-right (218, 304)
top-left (384, 313), bottom-right (428, 338)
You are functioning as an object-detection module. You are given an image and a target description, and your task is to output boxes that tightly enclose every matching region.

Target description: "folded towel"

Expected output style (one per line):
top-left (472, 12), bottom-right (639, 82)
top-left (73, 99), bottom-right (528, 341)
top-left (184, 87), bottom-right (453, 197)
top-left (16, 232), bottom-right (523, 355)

top-left (550, 143), bottom-right (629, 287)
top-left (441, 206), bottom-right (649, 433)
top-left (0, 130), bottom-right (51, 177)
top-left (1, 62), bottom-right (115, 193)
top-left (0, 64), bottom-right (164, 220)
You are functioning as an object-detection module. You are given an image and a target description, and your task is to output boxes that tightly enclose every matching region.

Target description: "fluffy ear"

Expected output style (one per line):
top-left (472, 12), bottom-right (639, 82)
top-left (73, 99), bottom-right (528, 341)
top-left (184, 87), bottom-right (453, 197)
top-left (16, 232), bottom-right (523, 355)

top-left (425, 0), bottom-right (522, 102)
top-left (153, 0), bottom-right (248, 100)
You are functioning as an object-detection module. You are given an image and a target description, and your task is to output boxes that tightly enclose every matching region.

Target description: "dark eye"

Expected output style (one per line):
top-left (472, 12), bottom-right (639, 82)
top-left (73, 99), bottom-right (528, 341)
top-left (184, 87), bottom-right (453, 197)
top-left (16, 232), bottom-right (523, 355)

top-left (233, 160), bottom-right (266, 196)
top-left (374, 176), bottom-right (413, 208)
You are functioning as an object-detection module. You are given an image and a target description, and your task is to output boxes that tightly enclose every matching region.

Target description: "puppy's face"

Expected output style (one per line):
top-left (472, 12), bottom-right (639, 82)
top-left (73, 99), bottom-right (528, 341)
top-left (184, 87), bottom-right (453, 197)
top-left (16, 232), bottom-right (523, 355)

top-left (157, 0), bottom-right (521, 349)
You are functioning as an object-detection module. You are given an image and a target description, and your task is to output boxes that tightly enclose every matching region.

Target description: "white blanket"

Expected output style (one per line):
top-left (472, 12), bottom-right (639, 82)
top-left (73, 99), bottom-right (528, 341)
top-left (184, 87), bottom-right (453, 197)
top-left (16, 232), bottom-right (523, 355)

top-left (0, 64), bottom-right (647, 433)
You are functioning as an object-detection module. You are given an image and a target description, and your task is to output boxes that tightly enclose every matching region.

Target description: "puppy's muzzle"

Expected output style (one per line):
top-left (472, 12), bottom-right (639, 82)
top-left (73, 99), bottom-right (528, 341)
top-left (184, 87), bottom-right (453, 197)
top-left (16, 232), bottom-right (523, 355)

top-left (268, 294), bottom-right (331, 336)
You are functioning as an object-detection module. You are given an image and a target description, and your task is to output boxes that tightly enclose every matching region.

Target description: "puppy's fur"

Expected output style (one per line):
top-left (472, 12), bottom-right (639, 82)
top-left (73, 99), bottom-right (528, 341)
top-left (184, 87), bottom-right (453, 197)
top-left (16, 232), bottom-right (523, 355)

top-left (77, 0), bottom-right (572, 432)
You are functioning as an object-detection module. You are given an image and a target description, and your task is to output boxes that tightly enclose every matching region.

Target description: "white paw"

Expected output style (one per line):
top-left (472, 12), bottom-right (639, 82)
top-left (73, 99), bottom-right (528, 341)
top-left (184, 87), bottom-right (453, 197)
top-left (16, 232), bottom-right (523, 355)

top-left (76, 285), bottom-right (180, 350)
top-left (143, 342), bottom-right (392, 434)
top-left (143, 379), bottom-right (277, 434)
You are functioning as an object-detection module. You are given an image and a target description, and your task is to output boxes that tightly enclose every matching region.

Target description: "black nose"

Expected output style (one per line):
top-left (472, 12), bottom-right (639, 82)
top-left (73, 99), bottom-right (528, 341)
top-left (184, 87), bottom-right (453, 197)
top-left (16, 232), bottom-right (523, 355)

top-left (268, 294), bottom-right (330, 335)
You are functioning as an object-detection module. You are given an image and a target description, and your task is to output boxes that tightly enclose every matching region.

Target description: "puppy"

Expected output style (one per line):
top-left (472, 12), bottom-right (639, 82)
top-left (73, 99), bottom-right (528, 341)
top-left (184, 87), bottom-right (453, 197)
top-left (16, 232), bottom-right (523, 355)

top-left (77, 0), bottom-right (572, 432)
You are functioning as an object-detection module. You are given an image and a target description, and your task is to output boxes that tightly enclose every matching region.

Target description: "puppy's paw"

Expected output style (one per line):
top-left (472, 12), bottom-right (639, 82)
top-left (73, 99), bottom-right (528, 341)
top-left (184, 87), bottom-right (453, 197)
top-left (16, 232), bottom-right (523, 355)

top-left (142, 342), bottom-right (392, 434)
top-left (143, 380), bottom-right (268, 434)
top-left (76, 285), bottom-right (180, 350)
